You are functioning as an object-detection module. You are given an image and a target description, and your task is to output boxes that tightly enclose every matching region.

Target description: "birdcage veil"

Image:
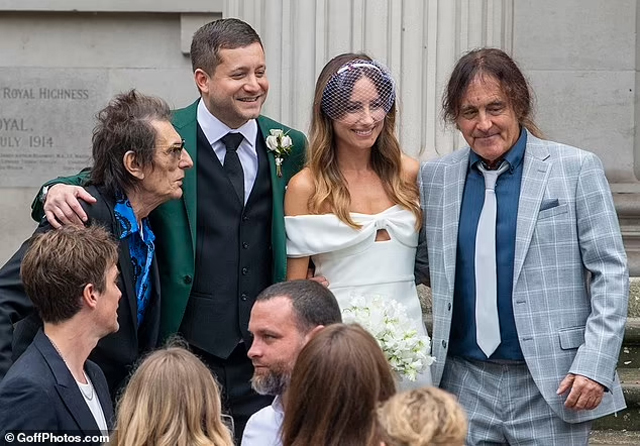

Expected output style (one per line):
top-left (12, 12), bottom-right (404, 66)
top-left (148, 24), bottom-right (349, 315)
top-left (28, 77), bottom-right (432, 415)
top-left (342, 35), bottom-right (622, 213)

top-left (321, 59), bottom-right (396, 124)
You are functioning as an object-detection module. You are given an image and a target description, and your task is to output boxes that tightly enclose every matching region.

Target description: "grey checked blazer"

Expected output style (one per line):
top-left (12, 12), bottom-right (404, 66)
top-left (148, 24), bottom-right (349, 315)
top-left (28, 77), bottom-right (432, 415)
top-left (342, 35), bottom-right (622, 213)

top-left (418, 131), bottom-right (628, 423)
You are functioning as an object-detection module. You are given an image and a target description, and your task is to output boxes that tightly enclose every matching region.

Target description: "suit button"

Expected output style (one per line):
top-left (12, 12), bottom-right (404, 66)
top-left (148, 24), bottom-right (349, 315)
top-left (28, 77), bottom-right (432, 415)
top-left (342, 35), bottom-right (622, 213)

top-left (447, 302), bottom-right (451, 311)
top-left (442, 340), bottom-right (447, 349)
top-left (242, 215), bottom-right (249, 222)
top-left (183, 275), bottom-right (192, 284)
top-left (242, 242), bottom-right (249, 249)
top-left (241, 267), bottom-right (248, 275)
top-left (241, 293), bottom-right (248, 301)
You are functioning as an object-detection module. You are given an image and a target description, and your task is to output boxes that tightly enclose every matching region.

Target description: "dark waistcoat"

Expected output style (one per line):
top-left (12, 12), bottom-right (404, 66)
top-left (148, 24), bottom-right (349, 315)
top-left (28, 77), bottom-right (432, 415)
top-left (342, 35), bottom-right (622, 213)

top-left (179, 125), bottom-right (273, 359)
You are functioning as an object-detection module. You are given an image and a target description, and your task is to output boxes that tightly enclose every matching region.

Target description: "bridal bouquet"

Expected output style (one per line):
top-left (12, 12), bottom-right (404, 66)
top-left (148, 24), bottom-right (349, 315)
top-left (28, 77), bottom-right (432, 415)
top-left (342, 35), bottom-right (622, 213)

top-left (342, 294), bottom-right (435, 381)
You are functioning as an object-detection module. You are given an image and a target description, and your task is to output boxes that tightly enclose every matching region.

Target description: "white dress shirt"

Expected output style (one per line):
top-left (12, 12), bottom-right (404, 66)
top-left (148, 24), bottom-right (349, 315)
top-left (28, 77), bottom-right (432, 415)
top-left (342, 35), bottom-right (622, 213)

top-left (197, 99), bottom-right (259, 204)
top-left (241, 395), bottom-right (283, 446)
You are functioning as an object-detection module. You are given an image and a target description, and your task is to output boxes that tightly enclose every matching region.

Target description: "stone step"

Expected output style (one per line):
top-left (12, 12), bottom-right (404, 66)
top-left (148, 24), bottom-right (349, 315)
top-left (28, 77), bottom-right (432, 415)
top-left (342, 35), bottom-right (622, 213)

top-left (590, 429), bottom-right (640, 445)
top-left (593, 369), bottom-right (640, 430)
top-left (618, 318), bottom-right (640, 369)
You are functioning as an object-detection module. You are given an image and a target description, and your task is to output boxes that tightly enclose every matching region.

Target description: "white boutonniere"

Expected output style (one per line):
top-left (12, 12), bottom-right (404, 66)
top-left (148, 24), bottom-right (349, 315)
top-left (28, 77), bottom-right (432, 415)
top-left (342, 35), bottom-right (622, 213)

top-left (265, 129), bottom-right (293, 177)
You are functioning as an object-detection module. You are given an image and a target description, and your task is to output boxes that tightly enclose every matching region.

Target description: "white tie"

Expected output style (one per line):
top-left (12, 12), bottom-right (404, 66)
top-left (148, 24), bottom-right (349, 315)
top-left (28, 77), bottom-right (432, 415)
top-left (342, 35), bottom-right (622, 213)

top-left (475, 161), bottom-right (509, 358)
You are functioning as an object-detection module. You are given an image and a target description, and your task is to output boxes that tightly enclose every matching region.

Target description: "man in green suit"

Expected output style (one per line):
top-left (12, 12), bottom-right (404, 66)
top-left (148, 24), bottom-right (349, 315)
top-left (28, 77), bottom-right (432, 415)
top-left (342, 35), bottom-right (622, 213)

top-left (31, 18), bottom-right (306, 441)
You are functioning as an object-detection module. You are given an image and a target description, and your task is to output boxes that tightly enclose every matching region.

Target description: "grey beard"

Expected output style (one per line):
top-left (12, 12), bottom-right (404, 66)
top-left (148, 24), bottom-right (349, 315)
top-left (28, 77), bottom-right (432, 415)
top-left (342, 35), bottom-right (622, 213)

top-left (251, 371), bottom-right (290, 396)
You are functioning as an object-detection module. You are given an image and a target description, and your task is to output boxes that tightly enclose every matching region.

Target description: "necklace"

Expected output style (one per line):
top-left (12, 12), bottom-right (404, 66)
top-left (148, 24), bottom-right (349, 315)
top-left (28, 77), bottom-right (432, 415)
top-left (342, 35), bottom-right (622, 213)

top-left (77, 373), bottom-right (95, 401)
top-left (48, 335), bottom-right (94, 401)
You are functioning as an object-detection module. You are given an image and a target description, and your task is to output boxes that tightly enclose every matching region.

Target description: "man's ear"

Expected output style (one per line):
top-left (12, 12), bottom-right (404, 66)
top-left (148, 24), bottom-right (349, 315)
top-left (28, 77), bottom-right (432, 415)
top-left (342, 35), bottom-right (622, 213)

top-left (82, 283), bottom-right (99, 310)
top-left (304, 324), bottom-right (325, 343)
top-left (123, 151), bottom-right (145, 180)
top-left (194, 69), bottom-right (210, 94)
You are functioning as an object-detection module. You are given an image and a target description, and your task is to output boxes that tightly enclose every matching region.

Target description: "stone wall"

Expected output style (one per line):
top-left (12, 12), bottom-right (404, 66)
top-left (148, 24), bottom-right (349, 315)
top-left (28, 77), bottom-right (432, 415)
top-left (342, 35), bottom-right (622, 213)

top-left (0, 0), bottom-right (639, 281)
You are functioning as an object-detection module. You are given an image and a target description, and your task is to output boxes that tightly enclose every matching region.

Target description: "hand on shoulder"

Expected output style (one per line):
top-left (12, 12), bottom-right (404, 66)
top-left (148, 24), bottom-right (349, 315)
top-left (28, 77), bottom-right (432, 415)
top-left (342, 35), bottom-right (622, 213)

top-left (285, 168), bottom-right (315, 216)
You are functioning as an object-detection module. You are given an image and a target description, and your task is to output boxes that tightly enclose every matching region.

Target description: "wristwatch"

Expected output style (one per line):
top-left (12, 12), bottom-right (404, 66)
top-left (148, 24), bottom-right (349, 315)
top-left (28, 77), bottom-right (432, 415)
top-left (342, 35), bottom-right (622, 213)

top-left (40, 185), bottom-right (50, 204)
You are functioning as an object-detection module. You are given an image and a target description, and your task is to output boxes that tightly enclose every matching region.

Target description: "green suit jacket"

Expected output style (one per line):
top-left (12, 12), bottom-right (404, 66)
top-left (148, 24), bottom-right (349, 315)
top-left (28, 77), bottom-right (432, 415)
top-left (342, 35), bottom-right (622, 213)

top-left (31, 99), bottom-right (307, 340)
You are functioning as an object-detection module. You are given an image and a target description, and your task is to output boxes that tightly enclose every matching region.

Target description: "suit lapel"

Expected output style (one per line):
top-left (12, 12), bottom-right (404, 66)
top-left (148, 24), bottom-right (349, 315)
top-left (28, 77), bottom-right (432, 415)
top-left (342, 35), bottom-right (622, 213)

top-left (118, 236), bottom-right (139, 334)
top-left (513, 136), bottom-right (551, 285)
top-left (34, 332), bottom-right (100, 435)
top-left (86, 364), bottom-right (114, 428)
top-left (442, 150), bottom-right (469, 290)
top-left (172, 100), bottom-right (199, 250)
top-left (257, 116), bottom-right (285, 198)
top-left (257, 116), bottom-right (288, 281)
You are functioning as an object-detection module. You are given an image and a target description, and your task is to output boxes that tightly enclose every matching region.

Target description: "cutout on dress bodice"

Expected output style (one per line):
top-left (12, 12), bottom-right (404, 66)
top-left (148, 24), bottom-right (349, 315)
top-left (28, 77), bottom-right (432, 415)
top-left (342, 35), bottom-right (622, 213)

top-left (375, 228), bottom-right (391, 242)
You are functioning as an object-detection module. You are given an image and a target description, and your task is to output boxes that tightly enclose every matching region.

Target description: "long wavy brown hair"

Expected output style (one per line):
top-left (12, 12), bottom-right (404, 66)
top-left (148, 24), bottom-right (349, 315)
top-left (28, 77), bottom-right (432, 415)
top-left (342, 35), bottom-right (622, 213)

top-left (307, 53), bottom-right (421, 228)
top-left (281, 323), bottom-right (396, 446)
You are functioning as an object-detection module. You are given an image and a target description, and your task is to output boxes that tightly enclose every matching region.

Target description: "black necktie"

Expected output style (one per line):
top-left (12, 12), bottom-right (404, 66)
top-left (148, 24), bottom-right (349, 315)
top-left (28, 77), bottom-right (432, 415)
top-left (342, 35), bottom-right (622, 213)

top-left (221, 132), bottom-right (245, 204)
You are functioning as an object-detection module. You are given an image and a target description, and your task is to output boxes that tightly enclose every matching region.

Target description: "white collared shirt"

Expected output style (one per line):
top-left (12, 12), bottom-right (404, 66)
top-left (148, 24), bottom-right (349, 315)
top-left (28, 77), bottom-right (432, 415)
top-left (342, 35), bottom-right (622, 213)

top-left (197, 99), bottom-right (259, 204)
top-left (241, 395), bottom-right (283, 446)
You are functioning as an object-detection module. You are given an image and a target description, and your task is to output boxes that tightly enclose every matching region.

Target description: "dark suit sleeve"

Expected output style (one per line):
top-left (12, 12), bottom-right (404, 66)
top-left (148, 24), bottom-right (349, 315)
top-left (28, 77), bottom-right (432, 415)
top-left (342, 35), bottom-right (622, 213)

top-left (414, 164), bottom-right (430, 286)
top-left (0, 223), bottom-right (52, 379)
top-left (0, 377), bottom-right (57, 433)
top-left (415, 225), bottom-right (430, 286)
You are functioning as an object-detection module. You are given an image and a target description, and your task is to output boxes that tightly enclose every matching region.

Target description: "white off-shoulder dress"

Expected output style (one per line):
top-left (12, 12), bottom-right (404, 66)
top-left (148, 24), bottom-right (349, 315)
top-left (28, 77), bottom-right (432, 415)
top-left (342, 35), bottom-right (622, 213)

top-left (285, 205), bottom-right (433, 388)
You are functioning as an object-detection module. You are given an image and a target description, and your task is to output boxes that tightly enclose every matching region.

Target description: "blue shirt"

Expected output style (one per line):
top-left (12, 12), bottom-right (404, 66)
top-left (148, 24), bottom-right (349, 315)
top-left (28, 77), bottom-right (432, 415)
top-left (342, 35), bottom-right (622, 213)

top-left (114, 196), bottom-right (156, 327)
top-left (449, 129), bottom-right (526, 361)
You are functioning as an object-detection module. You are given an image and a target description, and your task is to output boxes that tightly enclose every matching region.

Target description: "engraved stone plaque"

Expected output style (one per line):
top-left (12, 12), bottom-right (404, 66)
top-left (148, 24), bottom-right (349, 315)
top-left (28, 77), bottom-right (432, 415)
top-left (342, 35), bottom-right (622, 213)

top-left (0, 69), bottom-right (109, 187)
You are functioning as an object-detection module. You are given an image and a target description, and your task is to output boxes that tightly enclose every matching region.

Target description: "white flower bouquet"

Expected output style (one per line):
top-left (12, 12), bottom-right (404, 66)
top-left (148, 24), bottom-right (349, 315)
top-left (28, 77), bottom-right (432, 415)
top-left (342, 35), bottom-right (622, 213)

top-left (342, 294), bottom-right (435, 382)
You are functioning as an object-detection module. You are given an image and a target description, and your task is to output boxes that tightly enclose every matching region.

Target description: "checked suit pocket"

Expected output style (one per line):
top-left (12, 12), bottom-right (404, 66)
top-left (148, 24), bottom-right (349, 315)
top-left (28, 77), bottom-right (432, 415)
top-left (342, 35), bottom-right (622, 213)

top-left (538, 203), bottom-right (568, 220)
top-left (558, 326), bottom-right (585, 350)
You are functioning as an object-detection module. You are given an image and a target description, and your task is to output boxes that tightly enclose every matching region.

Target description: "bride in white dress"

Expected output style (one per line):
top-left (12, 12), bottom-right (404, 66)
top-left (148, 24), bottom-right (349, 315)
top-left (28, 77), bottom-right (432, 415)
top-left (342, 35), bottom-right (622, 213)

top-left (284, 53), bottom-right (432, 387)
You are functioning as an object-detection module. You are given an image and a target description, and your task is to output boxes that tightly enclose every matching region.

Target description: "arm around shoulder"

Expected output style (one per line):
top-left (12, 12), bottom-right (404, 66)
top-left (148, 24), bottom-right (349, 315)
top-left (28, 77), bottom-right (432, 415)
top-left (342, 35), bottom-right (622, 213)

top-left (30, 169), bottom-right (91, 222)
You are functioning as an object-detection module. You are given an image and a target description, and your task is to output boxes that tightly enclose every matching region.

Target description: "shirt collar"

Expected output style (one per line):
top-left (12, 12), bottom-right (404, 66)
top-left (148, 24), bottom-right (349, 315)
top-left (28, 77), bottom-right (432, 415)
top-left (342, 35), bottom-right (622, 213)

top-left (272, 395), bottom-right (284, 416)
top-left (197, 98), bottom-right (258, 148)
top-left (469, 127), bottom-right (527, 172)
top-left (114, 194), bottom-right (139, 239)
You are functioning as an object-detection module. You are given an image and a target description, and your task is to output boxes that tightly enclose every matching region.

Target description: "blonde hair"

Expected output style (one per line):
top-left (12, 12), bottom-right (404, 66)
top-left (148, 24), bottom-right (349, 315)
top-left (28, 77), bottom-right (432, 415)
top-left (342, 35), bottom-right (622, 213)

top-left (111, 344), bottom-right (233, 446)
top-left (307, 52), bottom-right (421, 229)
top-left (377, 387), bottom-right (467, 446)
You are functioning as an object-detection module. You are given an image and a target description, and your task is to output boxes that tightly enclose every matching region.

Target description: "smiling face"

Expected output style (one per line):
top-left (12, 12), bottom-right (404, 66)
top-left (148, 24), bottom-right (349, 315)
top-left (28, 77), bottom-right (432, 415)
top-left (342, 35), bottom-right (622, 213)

top-left (332, 76), bottom-right (386, 152)
top-left (197, 42), bottom-right (268, 129)
top-left (455, 75), bottom-right (521, 164)
top-left (247, 296), bottom-right (308, 396)
top-left (139, 120), bottom-right (193, 203)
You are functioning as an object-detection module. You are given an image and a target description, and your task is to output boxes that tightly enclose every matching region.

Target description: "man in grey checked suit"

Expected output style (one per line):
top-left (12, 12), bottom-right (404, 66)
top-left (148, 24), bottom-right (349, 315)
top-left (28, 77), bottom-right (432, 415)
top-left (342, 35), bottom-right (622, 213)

top-left (417, 48), bottom-right (628, 445)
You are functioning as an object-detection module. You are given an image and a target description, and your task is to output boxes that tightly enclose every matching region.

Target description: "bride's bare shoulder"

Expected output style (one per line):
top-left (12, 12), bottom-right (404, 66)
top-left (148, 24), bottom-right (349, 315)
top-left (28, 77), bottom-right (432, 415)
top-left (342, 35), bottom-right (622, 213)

top-left (287, 168), bottom-right (315, 195)
top-left (285, 168), bottom-right (315, 215)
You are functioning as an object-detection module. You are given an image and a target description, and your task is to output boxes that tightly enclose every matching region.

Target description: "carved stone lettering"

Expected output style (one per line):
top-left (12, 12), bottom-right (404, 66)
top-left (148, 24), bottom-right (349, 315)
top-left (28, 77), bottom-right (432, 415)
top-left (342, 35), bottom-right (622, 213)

top-left (0, 69), bottom-right (109, 187)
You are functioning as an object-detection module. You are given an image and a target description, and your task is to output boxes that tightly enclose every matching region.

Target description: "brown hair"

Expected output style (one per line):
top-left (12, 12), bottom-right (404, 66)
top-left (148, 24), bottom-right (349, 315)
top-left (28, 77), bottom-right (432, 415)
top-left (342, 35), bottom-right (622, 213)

top-left (112, 343), bottom-right (233, 446)
top-left (307, 53), bottom-right (421, 229)
top-left (442, 47), bottom-right (542, 138)
top-left (255, 279), bottom-right (342, 333)
top-left (90, 89), bottom-right (172, 197)
top-left (190, 18), bottom-right (263, 75)
top-left (282, 323), bottom-right (396, 446)
top-left (377, 387), bottom-right (468, 446)
top-left (20, 225), bottom-right (118, 323)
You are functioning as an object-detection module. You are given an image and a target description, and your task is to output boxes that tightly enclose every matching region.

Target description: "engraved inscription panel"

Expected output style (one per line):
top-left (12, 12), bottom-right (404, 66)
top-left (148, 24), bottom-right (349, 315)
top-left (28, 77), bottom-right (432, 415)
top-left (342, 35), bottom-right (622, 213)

top-left (0, 69), bottom-right (109, 187)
